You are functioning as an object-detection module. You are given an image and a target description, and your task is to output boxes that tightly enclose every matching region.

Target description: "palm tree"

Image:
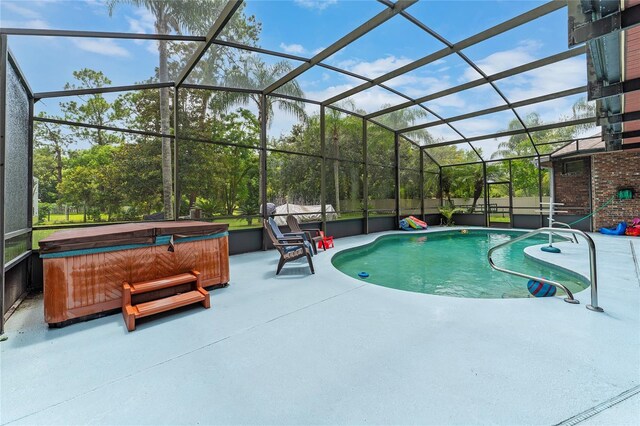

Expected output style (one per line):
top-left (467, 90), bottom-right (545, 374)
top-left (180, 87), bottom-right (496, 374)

top-left (325, 100), bottom-right (365, 215)
top-left (213, 57), bottom-right (307, 215)
top-left (215, 56), bottom-right (307, 125)
top-left (492, 97), bottom-right (595, 160)
top-left (107, 0), bottom-right (251, 219)
top-left (374, 105), bottom-right (428, 130)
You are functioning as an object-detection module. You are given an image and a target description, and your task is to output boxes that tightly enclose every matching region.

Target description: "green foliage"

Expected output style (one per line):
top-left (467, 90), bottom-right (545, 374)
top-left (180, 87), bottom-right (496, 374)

top-left (195, 198), bottom-right (225, 218)
top-left (37, 202), bottom-right (55, 223)
top-left (438, 204), bottom-right (464, 226)
top-left (61, 69), bottom-right (129, 146)
top-left (33, 147), bottom-right (60, 204)
top-left (215, 57), bottom-right (307, 126)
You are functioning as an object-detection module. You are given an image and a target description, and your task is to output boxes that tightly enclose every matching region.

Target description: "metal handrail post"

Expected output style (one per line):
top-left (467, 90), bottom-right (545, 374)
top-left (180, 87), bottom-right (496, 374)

top-left (551, 221), bottom-right (579, 244)
top-left (584, 232), bottom-right (603, 311)
top-left (487, 227), bottom-right (603, 311)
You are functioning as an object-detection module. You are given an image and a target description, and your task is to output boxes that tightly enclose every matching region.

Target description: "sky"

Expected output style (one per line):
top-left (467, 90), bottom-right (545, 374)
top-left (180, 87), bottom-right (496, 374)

top-left (1, 0), bottom-right (594, 150)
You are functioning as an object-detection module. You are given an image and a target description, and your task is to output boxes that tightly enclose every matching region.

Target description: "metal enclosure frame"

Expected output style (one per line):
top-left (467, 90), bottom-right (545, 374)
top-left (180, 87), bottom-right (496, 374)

top-left (0, 0), bottom-right (620, 277)
top-left (1, 38), bottom-right (36, 336)
top-left (0, 34), bottom-right (7, 336)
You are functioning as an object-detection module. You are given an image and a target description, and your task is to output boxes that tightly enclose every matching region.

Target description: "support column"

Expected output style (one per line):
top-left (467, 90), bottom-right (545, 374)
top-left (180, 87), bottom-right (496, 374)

top-left (538, 156), bottom-right (543, 228)
top-left (508, 160), bottom-right (513, 227)
top-left (420, 148), bottom-right (424, 221)
top-left (27, 98), bottom-right (34, 230)
top-left (320, 106), bottom-right (326, 233)
top-left (260, 94), bottom-right (268, 250)
top-left (0, 34), bottom-right (7, 338)
top-left (483, 162), bottom-right (488, 227)
top-left (173, 87), bottom-right (179, 221)
top-left (363, 118), bottom-right (368, 234)
top-left (438, 167), bottom-right (443, 208)
top-left (394, 132), bottom-right (400, 228)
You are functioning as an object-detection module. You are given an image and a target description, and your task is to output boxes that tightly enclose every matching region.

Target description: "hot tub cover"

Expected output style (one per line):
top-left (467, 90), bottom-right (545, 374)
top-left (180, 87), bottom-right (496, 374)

top-left (39, 221), bottom-right (228, 254)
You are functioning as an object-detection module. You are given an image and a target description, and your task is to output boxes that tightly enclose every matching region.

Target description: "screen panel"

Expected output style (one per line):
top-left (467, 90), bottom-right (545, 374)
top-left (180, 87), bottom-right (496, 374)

top-left (33, 123), bottom-right (172, 224)
top-left (178, 141), bottom-right (260, 228)
top-left (5, 63), bottom-right (30, 236)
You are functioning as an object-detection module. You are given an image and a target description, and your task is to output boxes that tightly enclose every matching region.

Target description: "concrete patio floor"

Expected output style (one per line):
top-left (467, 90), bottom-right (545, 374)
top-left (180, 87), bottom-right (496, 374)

top-left (1, 227), bottom-right (639, 425)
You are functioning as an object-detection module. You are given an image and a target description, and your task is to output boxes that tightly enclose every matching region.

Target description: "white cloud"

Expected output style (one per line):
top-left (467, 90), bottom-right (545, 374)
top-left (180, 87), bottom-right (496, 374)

top-left (294, 0), bottom-right (338, 11)
top-left (1, 0), bottom-right (49, 28)
top-left (426, 124), bottom-right (461, 142)
top-left (455, 115), bottom-right (513, 137)
top-left (72, 39), bottom-right (131, 58)
top-left (84, 0), bottom-right (105, 7)
top-left (3, 2), bottom-right (41, 19)
top-left (463, 39), bottom-right (542, 81)
top-left (497, 57), bottom-right (586, 103)
top-left (0, 19), bottom-right (50, 28)
top-left (344, 87), bottom-right (407, 113)
top-left (304, 83), bottom-right (357, 104)
top-left (338, 55), bottom-right (414, 79)
top-left (279, 42), bottom-right (306, 54)
top-left (387, 74), bottom-right (452, 99)
top-left (126, 8), bottom-right (156, 34)
top-left (123, 9), bottom-right (159, 55)
top-left (145, 40), bottom-right (160, 55)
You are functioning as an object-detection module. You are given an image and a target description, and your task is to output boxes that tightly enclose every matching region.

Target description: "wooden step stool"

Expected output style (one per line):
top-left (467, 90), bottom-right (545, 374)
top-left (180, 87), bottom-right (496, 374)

top-left (122, 270), bottom-right (210, 331)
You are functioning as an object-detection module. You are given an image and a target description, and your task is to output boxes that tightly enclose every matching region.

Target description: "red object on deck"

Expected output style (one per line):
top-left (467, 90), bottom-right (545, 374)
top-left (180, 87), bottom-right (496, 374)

top-left (318, 231), bottom-right (334, 249)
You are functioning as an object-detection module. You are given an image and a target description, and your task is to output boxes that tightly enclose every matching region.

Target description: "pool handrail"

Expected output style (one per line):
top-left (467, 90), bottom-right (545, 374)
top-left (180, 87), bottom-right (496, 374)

top-left (551, 221), bottom-right (579, 244)
top-left (487, 227), bottom-right (603, 312)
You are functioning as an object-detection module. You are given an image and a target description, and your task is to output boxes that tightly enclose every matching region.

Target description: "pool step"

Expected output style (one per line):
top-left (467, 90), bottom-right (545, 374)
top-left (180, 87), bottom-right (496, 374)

top-left (122, 271), bottom-right (210, 331)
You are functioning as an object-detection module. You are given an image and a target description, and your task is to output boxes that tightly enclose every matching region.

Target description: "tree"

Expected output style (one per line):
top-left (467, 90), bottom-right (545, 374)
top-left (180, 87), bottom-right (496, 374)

top-left (58, 144), bottom-right (125, 221)
top-left (34, 69), bottom-right (131, 216)
top-left (218, 57), bottom-right (307, 125)
top-left (34, 117), bottom-right (70, 188)
top-left (491, 97), bottom-right (595, 197)
top-left (493, 98), bottom-right (595, 159)
top-left (107, 0), bottom-right (260, 219)
top-left (61, 69), bottom-right (129, 146)
top-left (374, 105), bottom-right (427, 130)
top-left (176, 108), bottom-right (260, 219)
top-left (326, 104), bottom-right (352, 214)
top-left (32, 146), bottom-right (60, 205)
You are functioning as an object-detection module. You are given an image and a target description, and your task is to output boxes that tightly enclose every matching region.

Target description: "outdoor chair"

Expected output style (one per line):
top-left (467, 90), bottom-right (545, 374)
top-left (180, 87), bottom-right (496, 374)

top-left (264, 219), bottom-right (315, 275)
top-left (286, 214), bottom-right (324, 254)
top-left (268, 217), bottom-right (315, 256)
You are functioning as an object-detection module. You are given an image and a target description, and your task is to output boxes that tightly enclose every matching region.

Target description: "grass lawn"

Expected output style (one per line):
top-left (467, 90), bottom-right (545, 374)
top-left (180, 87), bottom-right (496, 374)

top-left (489, 215), bottom-right (511, 223)
top-left (38, 213), bottom-right (109, 224)
top-left (32, 213), bottom-right (381, 249)
top-left (32, 218), bottom-right (262, 249)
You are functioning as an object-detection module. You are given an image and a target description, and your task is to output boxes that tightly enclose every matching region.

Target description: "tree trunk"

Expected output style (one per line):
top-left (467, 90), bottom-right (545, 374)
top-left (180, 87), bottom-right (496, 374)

top-left (470, 176), bottom-right (483, 213)
top-left (159, 38), bottom-right (174, 219)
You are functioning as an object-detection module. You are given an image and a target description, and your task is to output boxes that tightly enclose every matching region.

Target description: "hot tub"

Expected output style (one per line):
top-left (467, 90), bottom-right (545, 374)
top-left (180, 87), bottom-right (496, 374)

top-left (39, 221), bottom-right (229, 327)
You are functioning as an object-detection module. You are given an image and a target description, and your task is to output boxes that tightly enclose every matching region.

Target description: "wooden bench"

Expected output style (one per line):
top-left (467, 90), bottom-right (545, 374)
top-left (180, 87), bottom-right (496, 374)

top-left (122, 270), bottom-right (210, 331)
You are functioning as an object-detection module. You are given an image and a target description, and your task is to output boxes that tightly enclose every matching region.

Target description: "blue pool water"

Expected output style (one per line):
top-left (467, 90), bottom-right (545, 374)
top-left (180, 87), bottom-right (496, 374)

top-left (331, 230), bottom-right (589, 299)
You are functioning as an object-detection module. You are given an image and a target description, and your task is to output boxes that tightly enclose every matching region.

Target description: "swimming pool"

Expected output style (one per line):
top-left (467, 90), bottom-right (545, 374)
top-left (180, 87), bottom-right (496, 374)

top-left (331, 229), bottom-right (589, 299)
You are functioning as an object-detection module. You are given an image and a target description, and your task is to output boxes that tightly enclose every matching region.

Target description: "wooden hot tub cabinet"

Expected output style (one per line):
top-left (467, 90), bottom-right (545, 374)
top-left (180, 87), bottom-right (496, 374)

top-left (39, 221), bottom-right (229, 326)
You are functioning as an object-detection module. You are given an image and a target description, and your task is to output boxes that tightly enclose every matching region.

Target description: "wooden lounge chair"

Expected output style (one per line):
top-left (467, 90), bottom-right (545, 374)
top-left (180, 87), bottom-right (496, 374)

top-left (286, 214), bottom-right (324, 254)
top-left (264, 219), bottom-right (315, 275)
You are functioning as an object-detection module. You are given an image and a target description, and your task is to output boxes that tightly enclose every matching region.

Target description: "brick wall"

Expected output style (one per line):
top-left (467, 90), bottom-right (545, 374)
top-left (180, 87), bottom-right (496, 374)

top-left (591, 150), bottom-right (640, 229)
top-left (625, 0), bottom-right (640, 144)
top-left (553, 158), bottom-right (591, 215)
